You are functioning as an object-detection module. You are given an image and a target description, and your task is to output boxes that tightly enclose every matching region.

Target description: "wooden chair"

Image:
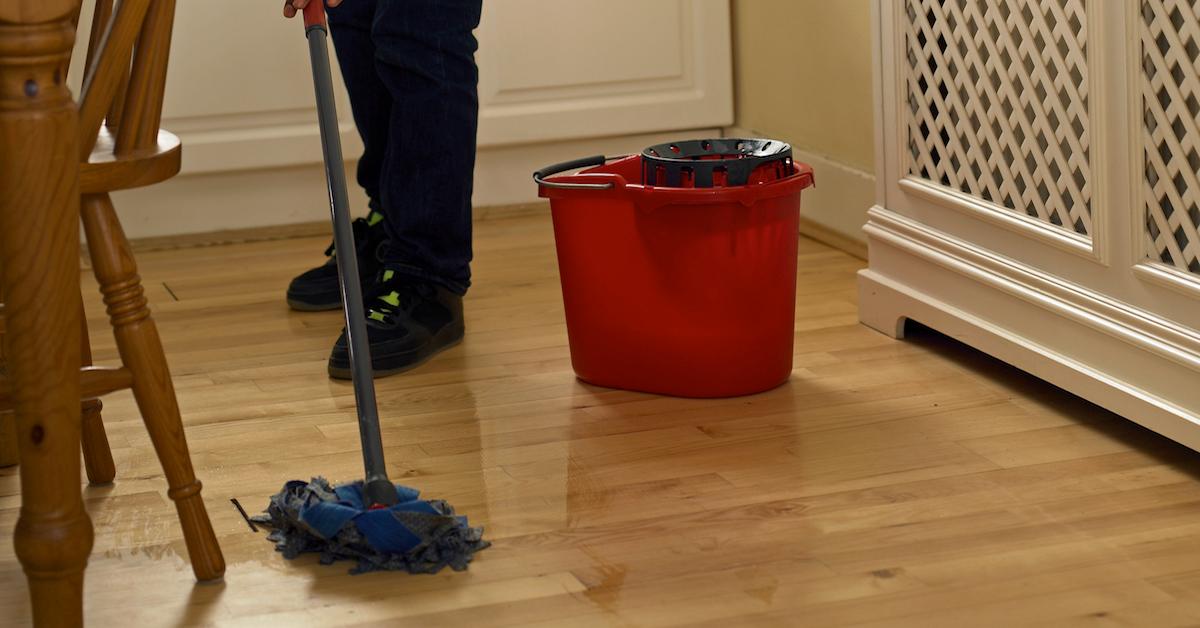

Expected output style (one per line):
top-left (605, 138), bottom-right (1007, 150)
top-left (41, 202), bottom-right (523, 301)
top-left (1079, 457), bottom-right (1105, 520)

top-left (0, 0), bottom-right (225, 589)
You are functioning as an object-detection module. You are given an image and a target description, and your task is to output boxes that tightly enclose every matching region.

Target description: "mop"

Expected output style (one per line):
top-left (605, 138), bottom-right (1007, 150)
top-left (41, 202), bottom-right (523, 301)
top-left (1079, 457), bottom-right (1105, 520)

top-left (248, 0), bottom-right (488, 574)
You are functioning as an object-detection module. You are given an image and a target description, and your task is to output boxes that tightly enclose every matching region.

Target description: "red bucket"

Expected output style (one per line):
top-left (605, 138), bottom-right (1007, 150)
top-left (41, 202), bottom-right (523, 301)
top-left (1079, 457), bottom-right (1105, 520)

top-left (535, 140), bottom-right (814, 398)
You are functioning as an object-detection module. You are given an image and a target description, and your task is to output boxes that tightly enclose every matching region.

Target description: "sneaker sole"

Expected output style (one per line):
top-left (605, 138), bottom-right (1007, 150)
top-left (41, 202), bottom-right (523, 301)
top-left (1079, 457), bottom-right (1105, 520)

top-left (327, 324), bottom-right (464, 380)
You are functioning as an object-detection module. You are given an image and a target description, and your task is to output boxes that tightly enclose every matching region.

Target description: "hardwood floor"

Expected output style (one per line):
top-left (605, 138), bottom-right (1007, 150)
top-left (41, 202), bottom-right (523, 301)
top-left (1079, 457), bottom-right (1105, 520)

top-left (4, 211), bottom-right (1200, 626)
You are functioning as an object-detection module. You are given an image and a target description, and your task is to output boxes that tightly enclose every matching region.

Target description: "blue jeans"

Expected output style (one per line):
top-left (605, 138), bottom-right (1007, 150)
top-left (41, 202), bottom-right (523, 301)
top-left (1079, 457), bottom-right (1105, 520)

top-left (327, 0), bottom-right (481, 295)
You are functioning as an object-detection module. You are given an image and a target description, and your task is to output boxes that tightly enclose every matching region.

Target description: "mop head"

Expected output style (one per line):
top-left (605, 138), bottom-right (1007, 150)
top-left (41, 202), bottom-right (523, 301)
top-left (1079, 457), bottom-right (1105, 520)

top-left (251, 477), bottom-right (489, 574)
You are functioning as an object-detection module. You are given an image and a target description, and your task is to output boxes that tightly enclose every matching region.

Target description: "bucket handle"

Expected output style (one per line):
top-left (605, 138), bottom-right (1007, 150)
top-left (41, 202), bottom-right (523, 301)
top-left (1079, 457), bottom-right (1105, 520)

top-left (533, 155), bottom-right (621, 190)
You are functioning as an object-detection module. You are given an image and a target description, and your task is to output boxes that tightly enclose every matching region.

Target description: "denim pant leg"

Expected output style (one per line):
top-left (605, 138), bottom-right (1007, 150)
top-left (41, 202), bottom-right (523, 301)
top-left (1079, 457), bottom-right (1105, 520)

top-left (370, 0), bottom-right (482, 295)
top-left (326, 0), bottom-right (388, 213)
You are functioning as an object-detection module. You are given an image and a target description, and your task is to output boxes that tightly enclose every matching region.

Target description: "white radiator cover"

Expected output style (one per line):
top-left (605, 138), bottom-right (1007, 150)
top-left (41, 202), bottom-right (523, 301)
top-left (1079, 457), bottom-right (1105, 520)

top-left (860, 0), bottom-right (1200, 451)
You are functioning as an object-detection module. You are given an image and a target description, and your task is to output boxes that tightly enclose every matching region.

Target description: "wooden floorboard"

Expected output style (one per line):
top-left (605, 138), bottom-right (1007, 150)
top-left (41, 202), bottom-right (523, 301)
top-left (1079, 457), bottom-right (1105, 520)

top-left (3, 212), bottom-right (1200, 627)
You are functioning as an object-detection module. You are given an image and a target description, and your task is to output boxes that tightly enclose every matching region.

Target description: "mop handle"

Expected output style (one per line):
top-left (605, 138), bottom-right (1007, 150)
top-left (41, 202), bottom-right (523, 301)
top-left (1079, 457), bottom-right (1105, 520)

top-left (302, 2), bottom-right (398, 507)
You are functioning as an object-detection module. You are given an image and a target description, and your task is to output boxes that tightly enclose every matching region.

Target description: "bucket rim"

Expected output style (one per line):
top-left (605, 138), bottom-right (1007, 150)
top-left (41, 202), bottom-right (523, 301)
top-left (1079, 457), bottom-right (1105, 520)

top-left (538, 155), bottom-right (815, 206)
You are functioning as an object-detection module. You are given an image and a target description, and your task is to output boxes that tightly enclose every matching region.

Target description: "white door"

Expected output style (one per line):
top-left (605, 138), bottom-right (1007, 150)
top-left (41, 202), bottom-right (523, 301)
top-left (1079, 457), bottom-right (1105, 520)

top-left (70, 0), bottom-right (733, 235)
top-left (74, 0), bottom-right (731, 175)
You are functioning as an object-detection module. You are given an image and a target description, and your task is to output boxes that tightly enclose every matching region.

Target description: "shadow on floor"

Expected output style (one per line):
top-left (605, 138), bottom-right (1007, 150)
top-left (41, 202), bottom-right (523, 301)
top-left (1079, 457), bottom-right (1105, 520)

top-left (900, 319), bottom-right (1200, 481)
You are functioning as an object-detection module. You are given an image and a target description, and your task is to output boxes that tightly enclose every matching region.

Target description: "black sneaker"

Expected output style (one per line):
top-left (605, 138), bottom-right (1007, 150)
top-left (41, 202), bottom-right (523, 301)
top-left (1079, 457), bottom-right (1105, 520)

top-left (286, 211), bottom-right (387, 311)
top-left (327, 269), bottom-right (465, 379)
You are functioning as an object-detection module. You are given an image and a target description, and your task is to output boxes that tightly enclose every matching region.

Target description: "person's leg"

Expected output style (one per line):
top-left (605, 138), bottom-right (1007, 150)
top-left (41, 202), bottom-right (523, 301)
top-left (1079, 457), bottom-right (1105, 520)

top-left (327, 0), bottom-right (481, 378)
top-left (286, 0), bottom-right (392, 311)
top-left (371, 0), bottom-right (482, 294)
top-left (327, 0), bottom-right (388, 211)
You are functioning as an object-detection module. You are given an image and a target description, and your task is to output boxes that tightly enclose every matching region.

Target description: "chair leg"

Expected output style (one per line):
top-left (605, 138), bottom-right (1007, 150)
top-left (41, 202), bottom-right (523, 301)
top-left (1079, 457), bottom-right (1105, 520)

top-left (1, 14), bottom-right (94, 620)
top-left (80, 193), bottom-right (225, 582)
top-left (80, 300), bottom-right (116, 484)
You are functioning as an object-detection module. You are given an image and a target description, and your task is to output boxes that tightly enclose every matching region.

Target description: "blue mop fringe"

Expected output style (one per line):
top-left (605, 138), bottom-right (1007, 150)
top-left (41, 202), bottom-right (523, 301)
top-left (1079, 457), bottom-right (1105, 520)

top-left (252, 477), bottom-right (489, 574)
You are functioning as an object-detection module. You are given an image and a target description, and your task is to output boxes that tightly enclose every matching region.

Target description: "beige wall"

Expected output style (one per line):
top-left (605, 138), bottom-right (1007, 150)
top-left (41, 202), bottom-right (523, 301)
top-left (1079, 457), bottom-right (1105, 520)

top-left (732, 0), bottom-right (875, 244)
top-left (734, 0), bottom-right (874, 171)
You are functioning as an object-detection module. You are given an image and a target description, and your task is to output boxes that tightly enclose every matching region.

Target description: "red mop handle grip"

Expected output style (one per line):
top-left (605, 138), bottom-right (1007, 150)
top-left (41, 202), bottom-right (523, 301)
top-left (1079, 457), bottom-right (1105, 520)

top-left (302, 1), bottom-right (327, 29)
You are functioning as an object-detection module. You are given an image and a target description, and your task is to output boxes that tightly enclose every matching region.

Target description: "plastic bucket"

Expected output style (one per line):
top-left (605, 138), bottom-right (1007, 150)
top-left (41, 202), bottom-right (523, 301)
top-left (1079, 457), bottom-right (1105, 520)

top-left (535, 143), bottom-right (814, 397)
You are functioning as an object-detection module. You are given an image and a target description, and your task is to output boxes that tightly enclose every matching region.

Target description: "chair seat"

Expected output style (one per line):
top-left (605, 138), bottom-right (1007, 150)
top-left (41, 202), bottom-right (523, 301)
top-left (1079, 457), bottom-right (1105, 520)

top-left (80, 128), bottom-right (180, 194)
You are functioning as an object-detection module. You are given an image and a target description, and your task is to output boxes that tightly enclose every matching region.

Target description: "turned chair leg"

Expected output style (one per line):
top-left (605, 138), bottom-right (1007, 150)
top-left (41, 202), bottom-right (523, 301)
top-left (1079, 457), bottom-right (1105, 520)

top-left (2, 11), bottom-right (95, 619)
top-left (80, 299), bottom-right (116, 484)
top-left (80, 192), bottom-right (225, 582)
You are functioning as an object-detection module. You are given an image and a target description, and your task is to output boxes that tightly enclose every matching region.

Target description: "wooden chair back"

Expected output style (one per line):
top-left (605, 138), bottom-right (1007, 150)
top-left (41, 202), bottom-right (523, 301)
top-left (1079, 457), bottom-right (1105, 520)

top-left (77, 0), bottom-right (176, 159)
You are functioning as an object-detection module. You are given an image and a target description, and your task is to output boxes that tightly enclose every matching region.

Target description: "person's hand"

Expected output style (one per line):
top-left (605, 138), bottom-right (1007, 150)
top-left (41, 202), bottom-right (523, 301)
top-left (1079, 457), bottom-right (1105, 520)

top-left (283, 0), bottom-right (343, 19)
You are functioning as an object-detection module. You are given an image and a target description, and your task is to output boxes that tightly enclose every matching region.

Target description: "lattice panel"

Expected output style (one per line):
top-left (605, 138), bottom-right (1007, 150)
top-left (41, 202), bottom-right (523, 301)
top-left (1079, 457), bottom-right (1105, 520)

top-left (903, 0), bottom-right (1093, 236)
top-left (1142, 0), bottom-right (1200, 275)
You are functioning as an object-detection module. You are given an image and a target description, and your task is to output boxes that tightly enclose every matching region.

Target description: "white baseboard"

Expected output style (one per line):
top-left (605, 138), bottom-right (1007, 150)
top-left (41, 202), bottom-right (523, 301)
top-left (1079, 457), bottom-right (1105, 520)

top-left (107, 129), bottom-right (717, 239)
top-left (859, 205), bottom-right (1200, 452)
top-left (105, 164), bottom-right (368, 240)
